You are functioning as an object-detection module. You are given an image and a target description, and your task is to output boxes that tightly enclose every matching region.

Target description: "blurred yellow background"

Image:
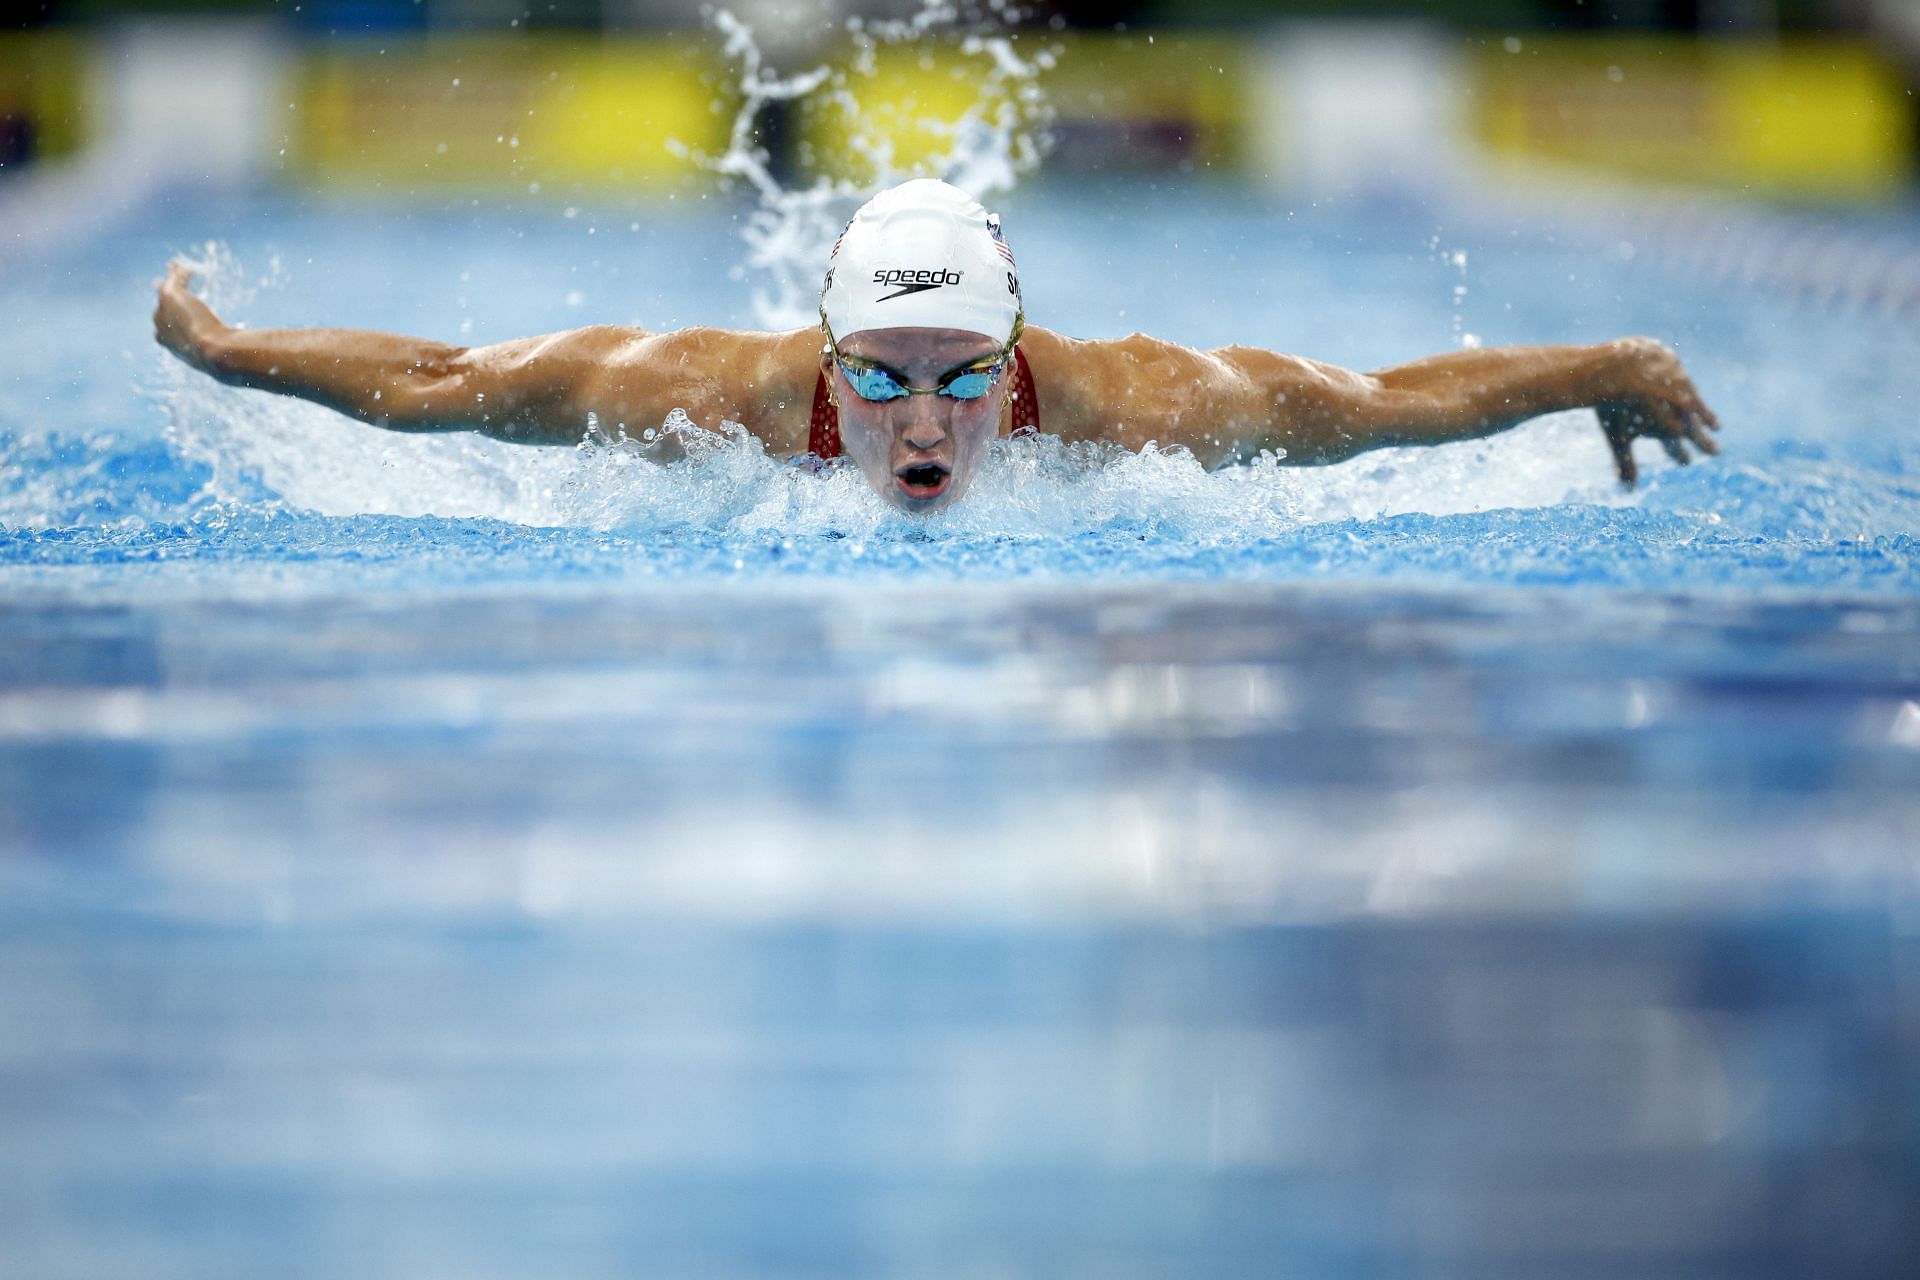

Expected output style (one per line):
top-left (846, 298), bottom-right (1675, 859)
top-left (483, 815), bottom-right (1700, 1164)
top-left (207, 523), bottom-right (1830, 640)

top-left (2, 5), bottom-right (1914, 201)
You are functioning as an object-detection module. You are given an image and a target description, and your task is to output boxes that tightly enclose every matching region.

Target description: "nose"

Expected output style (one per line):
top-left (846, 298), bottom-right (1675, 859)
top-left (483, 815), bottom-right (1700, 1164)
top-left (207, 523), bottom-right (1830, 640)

top-left (900, 395), bottom-right (949, 452)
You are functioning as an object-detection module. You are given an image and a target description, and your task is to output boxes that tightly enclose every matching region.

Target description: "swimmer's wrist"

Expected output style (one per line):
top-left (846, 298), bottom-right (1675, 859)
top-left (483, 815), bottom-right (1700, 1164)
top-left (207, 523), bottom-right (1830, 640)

top-left (193, 325), bottom-right (274, 390)
top-left (1580, 339), bottom-right (1639, 403)
top-left (194, 326), bottom-right (245, 378)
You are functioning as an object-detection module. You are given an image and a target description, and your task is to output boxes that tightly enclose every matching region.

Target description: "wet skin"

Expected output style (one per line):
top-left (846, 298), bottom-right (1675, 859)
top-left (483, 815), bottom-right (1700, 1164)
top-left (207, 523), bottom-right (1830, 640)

top-left (154, 262), bottom-right (1724, 500)
top-left (824, 327), bottom-right (1011, 513)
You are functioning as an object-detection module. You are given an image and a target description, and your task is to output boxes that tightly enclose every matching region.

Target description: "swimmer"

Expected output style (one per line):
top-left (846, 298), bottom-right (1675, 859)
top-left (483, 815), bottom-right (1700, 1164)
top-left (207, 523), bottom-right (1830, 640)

top-left (153, 178), bottom-right (1719, 507)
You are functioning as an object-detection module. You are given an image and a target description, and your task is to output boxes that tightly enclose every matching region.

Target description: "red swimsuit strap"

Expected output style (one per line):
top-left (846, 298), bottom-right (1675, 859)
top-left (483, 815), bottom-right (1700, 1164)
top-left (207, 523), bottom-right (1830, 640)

top-left (807, 363), bottom-right (841, 461)
top-left (808, 347), bottom-right (1040, 459)
top-left (1007, 346), bottom-right (1040, 438)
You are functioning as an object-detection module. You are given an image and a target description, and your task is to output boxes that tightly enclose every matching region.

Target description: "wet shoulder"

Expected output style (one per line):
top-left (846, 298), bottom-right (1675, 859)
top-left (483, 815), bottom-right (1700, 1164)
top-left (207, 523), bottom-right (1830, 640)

top-left (599, 326), bottom-right (819, 452)
top-left (1016, 327), bottom-right (1246, 449)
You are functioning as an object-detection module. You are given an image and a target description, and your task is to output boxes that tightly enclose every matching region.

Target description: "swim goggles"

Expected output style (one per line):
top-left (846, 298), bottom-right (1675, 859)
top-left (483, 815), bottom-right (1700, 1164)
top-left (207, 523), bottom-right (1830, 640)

top-left (821, 315), bottom-right (1024, 404)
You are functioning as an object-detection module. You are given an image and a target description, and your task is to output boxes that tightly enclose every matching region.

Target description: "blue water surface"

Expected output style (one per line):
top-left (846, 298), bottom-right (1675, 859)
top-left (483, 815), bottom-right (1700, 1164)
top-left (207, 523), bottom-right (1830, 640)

top-left (2, 181), bottom-right (1918, 1278)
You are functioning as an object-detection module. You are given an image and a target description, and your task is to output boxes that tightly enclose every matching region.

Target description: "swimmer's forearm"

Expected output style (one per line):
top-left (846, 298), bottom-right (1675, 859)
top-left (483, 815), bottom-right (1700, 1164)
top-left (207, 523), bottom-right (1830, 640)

top-left (1241, 336), bottom-right (1718, 481)
top-left (1372, 342), bottom-right (1619, 438)
top-left (204, 328), bottom-right (576, 443)
top-left (202, 327), bottom-right (510, 435)
top-left (1280, 342), bottom-right (1621, 461)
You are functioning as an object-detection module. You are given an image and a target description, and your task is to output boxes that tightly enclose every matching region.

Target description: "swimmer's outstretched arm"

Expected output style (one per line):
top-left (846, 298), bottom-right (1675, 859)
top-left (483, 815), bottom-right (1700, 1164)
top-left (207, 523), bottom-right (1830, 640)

top-left (1023, 330), bottom-right (1719, 487)
top-left (153, 263), bottom-right (818, 447)
top-left (154, 264), bottom-right (624, 442)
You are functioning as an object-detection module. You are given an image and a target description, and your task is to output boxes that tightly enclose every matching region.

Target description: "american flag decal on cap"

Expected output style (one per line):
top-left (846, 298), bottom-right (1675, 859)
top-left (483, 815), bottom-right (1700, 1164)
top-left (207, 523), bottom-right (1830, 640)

top-left (986, 213), bottom-right (1015, 266)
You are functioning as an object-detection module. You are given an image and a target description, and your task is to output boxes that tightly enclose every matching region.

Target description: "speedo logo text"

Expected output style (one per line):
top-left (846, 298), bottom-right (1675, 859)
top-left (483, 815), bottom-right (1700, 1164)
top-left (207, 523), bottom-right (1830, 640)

top-left (874, 267), bottom-right (962, 301)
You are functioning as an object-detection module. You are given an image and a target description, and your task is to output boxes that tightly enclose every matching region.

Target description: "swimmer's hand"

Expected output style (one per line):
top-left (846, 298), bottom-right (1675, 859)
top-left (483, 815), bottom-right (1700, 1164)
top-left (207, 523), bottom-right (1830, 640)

top-left (1592, 337), bottom-right (1720, 488)
top-left (153, 262), bottom-right (229, 374)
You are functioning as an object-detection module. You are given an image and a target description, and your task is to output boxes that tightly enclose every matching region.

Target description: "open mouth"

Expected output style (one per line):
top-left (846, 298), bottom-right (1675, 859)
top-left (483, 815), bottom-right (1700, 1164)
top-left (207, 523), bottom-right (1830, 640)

top-left (894, 462), bottom-right (952, 502)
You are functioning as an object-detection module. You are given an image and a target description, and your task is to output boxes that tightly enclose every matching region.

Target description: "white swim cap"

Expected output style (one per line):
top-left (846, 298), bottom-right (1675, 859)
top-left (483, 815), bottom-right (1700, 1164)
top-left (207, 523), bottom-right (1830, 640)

top-left (820, 178), bottom-right (1022, 344)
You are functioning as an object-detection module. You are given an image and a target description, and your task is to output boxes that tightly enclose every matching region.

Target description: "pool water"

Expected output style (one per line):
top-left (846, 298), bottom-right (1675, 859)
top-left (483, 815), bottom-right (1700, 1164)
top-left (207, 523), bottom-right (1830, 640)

top-left (2, 181), bottom-right (1918, 1277)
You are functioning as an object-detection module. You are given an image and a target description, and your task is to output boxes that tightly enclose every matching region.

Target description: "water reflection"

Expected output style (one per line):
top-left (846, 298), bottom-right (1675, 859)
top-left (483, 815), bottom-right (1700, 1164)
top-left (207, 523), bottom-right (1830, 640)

top-left (0, 583), bottom-right (1915, 1277)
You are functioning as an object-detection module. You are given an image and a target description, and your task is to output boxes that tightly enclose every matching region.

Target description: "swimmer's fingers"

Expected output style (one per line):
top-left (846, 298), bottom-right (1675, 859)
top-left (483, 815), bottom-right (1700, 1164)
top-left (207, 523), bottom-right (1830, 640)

top-left (1669, 382), bottom-right (1721, 445)
top-left (1643, 395), bottom-right (1713, 459)
top-left (156, 261), bottom-right (221, 316)
top-left (1665, 361), bottom-right (1718, 425)
top-left (1645, 394), bottom-right (1697, 442)
top-left (153, 261), bottom-right (228, 368)
top-left (156, 261), bottom-right (202, 309)
top-left (1610, 436), bottom-right (1638, 488)
top-left (1659, 357), bottom-right (1721, 440)
top-left (1598, 405), bottom-right (1638, 488)
top-left (1614, 397), bottom-right (1713, 473)
top-left (1659, 397), bottom-right (1721, 458)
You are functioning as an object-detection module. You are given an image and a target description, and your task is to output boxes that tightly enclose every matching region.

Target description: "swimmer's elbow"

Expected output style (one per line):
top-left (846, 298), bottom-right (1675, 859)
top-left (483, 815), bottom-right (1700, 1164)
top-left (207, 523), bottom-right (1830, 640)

top-left (360, 358), bottom-right (474, 432)
top-left (1265, 370), bottom-right (1411, 463)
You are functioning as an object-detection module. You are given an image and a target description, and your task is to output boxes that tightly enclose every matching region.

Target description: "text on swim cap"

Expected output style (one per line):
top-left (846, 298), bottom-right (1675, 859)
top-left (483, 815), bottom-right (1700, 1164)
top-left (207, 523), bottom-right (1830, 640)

top-left (874, 268), bottom-right (963, 288)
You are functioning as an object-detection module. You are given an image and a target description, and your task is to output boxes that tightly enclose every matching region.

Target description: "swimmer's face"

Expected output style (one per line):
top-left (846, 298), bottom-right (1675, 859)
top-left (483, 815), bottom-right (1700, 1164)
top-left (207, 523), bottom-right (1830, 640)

top-left (826, 326), bottom-right (1011, 513)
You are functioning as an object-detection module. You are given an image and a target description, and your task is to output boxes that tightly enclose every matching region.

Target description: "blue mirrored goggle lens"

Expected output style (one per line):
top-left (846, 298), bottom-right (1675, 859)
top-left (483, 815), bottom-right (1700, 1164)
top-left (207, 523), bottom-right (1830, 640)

top-left (838, 358), bottom-right (1003, 403)
top-left (939, 370), bottom-right (999, 400)
top-left (844, 366), bottom-right (910, 401)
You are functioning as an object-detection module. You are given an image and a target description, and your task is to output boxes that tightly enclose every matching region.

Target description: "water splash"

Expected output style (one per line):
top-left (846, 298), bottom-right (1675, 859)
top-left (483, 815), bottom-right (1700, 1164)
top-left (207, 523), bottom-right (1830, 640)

top-left (681, 0), bottom-right (1056, 328)
top-left (1428, 235), bottom-right (1479, 349)
top-left (169, 240), bottom-right (287, 316)
top-left (162, 397), bottom-right (1636, 558)
top-left (138, 244), bottom-right (1654, 536)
